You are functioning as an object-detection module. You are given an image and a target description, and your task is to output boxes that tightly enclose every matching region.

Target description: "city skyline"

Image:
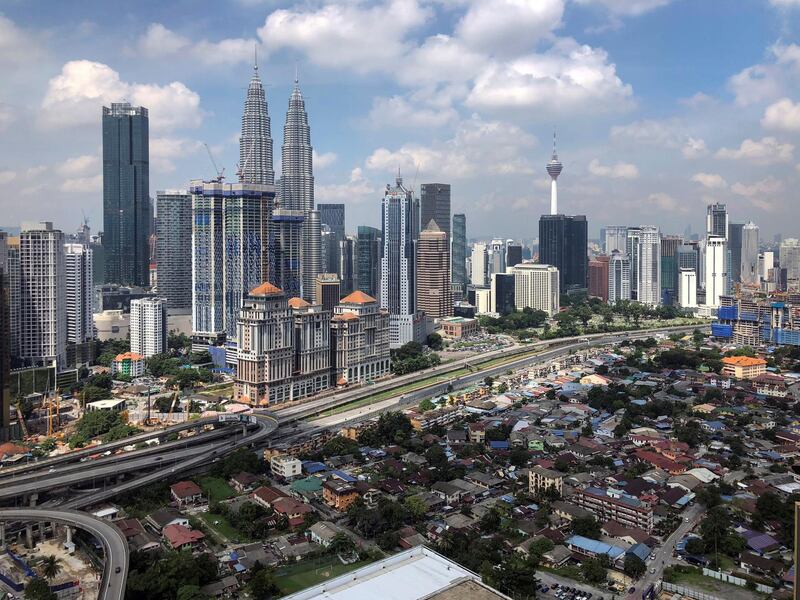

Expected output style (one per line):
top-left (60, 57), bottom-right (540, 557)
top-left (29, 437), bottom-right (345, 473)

top-left (2, 1), bottom-right (800, 238)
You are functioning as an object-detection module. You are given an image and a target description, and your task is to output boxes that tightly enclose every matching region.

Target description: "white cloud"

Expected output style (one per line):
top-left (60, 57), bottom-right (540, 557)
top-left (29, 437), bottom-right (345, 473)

top-left (317, 168), bottom-right (376, 203)
top-left (588, 158), bottom-right (638, 179)
top-left (762, 98), bottom-right (800, 132)
top-left (258, 0), bottom-right (429, 73)
top-left (138, 23), bottom-right (190, 56)
top-left (727, 43), bottom-right (800, 106)
top-left (573, 0), bottom-right (672, 16)
top-left (150, 137), bottom-right (204, 172)
top-left (647, 192), bottom-right (685, 212)
top-left (367, 95), bottom-right (458, 129)
top-left (682, 137), bottom-right (708, 159)
top-left (467, 38), bottom-right (633, 113)
top-left (690, 172), bottom-right (727, 189)
top-left (611, 119), bottom-right (683, 147)
top-left (770, 0), bottom-right (800, 6)
top-left (731, 177), bottom-right (784, 211)
top-left (40, 60), bottom-right (203, 132)
top-left (679, 92), bottom-right (717, 109)
top-left (313, 150), bottom-right (337, 169)
top-left (454, 0), bottom-right (563, 56)
top-left (0, 104), bottom-right (12, 132)
top-left (137, 23), bottom-right (255, 66)
top-left (0, 15), bottom-right (42, 66)
top-left (57, 155), bottom-right (99, 177)
top-left (399, 35), bottom-right (488, 86)
top-left (715, 136), bottom-right (794, 164)
top-left (0, 170), bottom-right (16, 185)
top-left (60, 175), bottom-right (102, 193)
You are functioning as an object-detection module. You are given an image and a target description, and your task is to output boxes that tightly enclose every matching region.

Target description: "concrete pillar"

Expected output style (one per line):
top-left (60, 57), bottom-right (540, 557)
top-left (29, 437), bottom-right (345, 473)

top-left (0, 523), bottom-right (5, 548)
top-left (241, 424), bottom-right (247, 437)
top-left (65, 526), bottom-right (73, 546)
top-left (25, 525), bottom-right (33, 549)
top-left (29, 493), bottom-right (38, 507)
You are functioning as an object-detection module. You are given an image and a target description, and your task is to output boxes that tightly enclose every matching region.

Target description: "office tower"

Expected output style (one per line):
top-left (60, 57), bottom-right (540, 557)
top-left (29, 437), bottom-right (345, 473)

top-left (506, 243), bottom-right (523, 268)
top-left (761, 251), bottom-right (775, 281)
top-left (470, 243), bottom-right (488, 287)
top-left (626, 227), bottom-right (661, 305)
top-left (331, 291), bottom-right (391, 386)
top-left (679, 269), bottom-right (697, 308)
top-left (512, 263), bottom-right (560, 316)
top-left (278, 78), bottom-right (320, 302)
top-left (488, 239), bottom-right (506, 278)
top-left (130, 297), bottom-right (167, 358)
top-left (604, 226), bottom-right (628, 254)
top-left (704, 236), bottom-right (727, 307)
top-left (539, 215), bottom-right (588, 291)
top-left (269, 209), bottom-right (304, 299)
top-left (677, 244), bottom-right (699, 272)
top-left (728, 223), bottom-right (744, 284)
top-left (660, 235), bottom-right (682, 305)
top-left (234, 283), bottom-right (293, 405)
top-left (780, 239), bottom-right (800, 290)
top-left (338, 237), bottom-right (356, 295)
top-left (102, 103), bottom-right (150, 286)
top-left (452, 214), bottom-right (467, 290)
top-left (0, 246), bottom-right (9, 429)
top-left (6, 237), bottom-right (20, 359)
top-left (190, 180), bottom-right (275, 351)
top-left (420, 184), bottom-right (451, 240)
top-left (491, 273), bottom-right (516, 315)
top-left (64, 243), bottom-right (93, 346)
top-left (417, 222), bottom-right (452, 319)
top-left (320, 226), bottom-right (337, 274)
top-left (707, 203), bottom-right (728, 239)
top-left (740, 222), bottom-right (759, 286)
top-left (19, 223), bottom-right (66, 368)
top-left (474, 288), bottom-right (492, 314)
top-left (357, 226), bottom-right (381, 298)
top-left (239, 61), bottom-right (274, 185)
top-left (588, 256), bottom-right (610, 301)
top-left (155, 190), bottom-right (192, 311)
top-left (381, 176), bottom-right (424, 347)
top-left (289, 296), bottom-right (331, 398)
top-left (315, 273), bottom-right (341, 313)
top-left (546, 132), bottom-right (563, 215)
top-left (608, 251), bottom-right (631, 303)
top-left (319, 203), bottom-right (345, 274)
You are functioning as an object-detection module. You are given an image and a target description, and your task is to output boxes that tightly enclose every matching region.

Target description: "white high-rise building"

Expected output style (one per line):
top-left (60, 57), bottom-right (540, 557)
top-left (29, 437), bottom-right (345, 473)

top-left (780, 238), bottom-right (800, 289)
top-left (608, 250), bottom-right (631, 303)
top-left (512, 263), bottom-right (560, 316)
top-left (626, 227), bottom-right (661, 305)
top-left (761, 251), bottom-right (774, 281)
top-left (740, 221), bottom-right (759, 286)
top-left (679, 269), bottom-right (697, 308)
top-left (488, 239), bottom-right (506, 278)
top-left (704, 236), bottom-right (727, 307)
top-left (470, 243), bottom-right (488, 287)
top-left (64, 243), bottom-right (93, 344)
top-left (130, 297), bottom-right (167, 358)
top-left (604, 226), bottom-right (628, 255)
top-left (19, 222), bottom-right (66, 368)
top-left (706, 203), bottom-right (728, 239)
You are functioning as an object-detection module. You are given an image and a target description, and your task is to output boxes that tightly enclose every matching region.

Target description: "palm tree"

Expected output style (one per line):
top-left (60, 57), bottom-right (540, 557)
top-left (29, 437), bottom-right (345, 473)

top-left (40, 555), bottom-right (62, 581)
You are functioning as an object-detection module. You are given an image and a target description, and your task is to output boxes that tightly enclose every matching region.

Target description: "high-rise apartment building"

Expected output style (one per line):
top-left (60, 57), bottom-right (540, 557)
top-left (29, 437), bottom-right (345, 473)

top-left (728, 223), bottom-right (744, 285)
top-left (512, 263), bottom-right (560, 316)
top-left (608, 251), bottom-right (631, 303)
top-left (470, 243), bottom-right (488, 287)
top-left (679, 269), bottom-right (697, 308)
top-left (269, 209), bottom-right (304, 300)
top-left (288, 296), bottom-right (331, 398)
top-left (278, 79), bottom-right (320, 302)
top-left (660, 235), bottom-right (682, 305)
top-left (780, 239), bottom-right (800, 289)
top-left (6, 237), bottom-right (20, 359)
top-left (604, 226), bottom-right (628, 255)
top-left (357, 226), bottom-right (381, 298)
top-left (130, 297), bottom-right (167, 358)
top-left (239, 63), bottom-right (275, 185)
top-left (705, 236), bottom-right (727, 307)
top-left (420, 184), bottom-right (451, 240)
top-left (741, 222), bottom-right (759, 286)
top-left (538, 215), bottom-right (588, 291)
top-left (19, 222), bottom-right (66, 368)
top-left (381, 176), bottom-right (424, 347)
top-left (331, 291), bottom-right (391, 386)
top-left (156, 190), bottom-right (192, 311)
top-left (102, 103), bottom-right (150, 286)
top-left (318, 203), bottom-right (345, 276)
top-left (588, 256), bottom-right (610, 301)
top-left (0, 245), bottom-right (9, 430)
top-left (626, 227), bottom-right (661, 305)
top-left (315, 273), bottom-right (341, 313)
top-left (451, 214), bottom-right (467, 290)
top-left (417, 222), bottom-right (452, 319)
top-left (64, 243), bottom-right (94, 347)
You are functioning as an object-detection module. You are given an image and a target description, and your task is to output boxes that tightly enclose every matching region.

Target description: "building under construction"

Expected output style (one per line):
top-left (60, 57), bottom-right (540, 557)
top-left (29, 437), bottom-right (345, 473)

top-left (712, 293), bottom-right (800, 346)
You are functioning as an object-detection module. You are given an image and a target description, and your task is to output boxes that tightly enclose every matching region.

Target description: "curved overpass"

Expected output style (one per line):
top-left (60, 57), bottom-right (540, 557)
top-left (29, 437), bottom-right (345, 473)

top-left (0, 508), bottom-right (128, 600)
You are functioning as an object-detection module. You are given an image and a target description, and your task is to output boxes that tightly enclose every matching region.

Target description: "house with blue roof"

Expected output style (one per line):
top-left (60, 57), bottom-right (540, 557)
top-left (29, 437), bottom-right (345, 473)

top-left (626, 543), bottom-right (651, 563)
top-left (565, 535), bottom-right (625, 562)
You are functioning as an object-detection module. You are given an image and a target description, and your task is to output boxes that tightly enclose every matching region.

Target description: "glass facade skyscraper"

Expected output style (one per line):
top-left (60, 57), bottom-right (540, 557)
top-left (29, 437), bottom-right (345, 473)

top-left (357, 226), bottom-right (381, 298)
top-left (102, 103), bottom-right (150, 286)
top-left (538, 214), bottom-right (588, 291)
top-left (452, 213), bottom-right (467, 290)
top-left (156, 190), bottom-right (192, 311)
top-left (420, 183), bottom-right (451, 240)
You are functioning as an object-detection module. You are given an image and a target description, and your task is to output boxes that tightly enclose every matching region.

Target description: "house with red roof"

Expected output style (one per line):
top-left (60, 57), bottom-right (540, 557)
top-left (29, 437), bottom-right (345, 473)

top-left (162, 524), bottom-right (205, 550)
top-left (170, 481), bottom-right (203, 506)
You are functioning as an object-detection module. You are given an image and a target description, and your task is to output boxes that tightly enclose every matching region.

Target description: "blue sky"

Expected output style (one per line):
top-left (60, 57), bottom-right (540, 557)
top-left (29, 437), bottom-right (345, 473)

top-left (1, 0), bottom-right (800, 241)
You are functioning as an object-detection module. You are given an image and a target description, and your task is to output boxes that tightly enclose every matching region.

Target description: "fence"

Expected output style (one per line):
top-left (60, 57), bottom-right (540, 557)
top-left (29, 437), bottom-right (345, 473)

top-left (661, 582), bottom-right (723, 600)
top-left (701, 568), bottom-right (774, 594)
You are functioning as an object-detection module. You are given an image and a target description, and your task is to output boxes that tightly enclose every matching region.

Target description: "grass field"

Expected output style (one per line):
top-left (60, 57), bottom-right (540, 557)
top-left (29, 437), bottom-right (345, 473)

top-left (198, 511), bottom-right (246, 543)
top-left (669, 570), bottom-right (762, 599)
top-left (275, 557), bottom-right (376, 595)
top-left (197, 476), bottom-right (236, 503)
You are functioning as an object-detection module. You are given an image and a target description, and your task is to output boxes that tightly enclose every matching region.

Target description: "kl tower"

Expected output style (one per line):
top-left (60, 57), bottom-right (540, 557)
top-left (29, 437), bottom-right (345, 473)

top-left (546, 131), bottom-right (563, 215)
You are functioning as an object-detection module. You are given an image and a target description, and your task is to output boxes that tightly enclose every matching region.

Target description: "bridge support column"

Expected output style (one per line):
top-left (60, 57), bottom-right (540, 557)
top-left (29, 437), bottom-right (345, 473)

top-left (0, 523), bottom-right (5, 548)
top-left (65, 526), bottom-right (73, 546)
top-left (241, 424), bottom-right (247, 437)
top-left (28, 493), bottom-right (38, 507)
top-left (25, 524), bottom-right (33, 549)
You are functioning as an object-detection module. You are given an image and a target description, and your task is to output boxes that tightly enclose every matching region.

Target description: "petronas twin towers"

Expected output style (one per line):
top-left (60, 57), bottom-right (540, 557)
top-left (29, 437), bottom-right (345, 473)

top-left (240, 61), bottom-right (320, 301)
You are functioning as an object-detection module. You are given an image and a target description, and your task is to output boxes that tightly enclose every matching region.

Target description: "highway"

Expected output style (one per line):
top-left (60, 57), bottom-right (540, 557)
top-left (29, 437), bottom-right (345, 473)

top-left (0, 508), bottom-right (129, 600)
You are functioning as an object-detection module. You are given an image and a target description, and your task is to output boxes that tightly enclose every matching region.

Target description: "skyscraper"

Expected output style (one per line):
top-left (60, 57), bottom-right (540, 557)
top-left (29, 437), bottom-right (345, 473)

top-left (626, 226), bottom-right (661, 305)
top-left (604, 226), bottom-right (628, 254)
top-left (539, 215), bottom-right (588, 291)
top-left (512, 264), bottom-right (560, 316)
top-left (130, 297), bottom-right (167, 358)
top-left (506, 243), bottom-right (523, 268)
top-left (488, 239), bottom-right (506, 279)
top-left (728, 222), bottom-right (744, 284)
top-left (780, 238), bottom-right (800, 289)
top-left (64, 243), bottom-right (93, 347)
top-left (491, 273), bottom-right (516, 315)
top-left (452, 214), bottom-right (467, 290)
top-left (588, 256), bottom-right (610, 301)
top-left (417, 221), bottom-right (452, 319)
top-left (707, 203), bottom-right (728, 239)
top-left (381, 176), bottom-right (424, 347)
top-left (269, 209), bottom-right (304, 300)
top-left (420, 184), bottom-right (451, 240)
top-left (338, 236), bottom-right (356, 295)
top-left (660, 235), bottom-right (682, 305)
top-left (156, 190), bottom-right (192, 311)
top-left (318, 203), bottom-right (345, 275)
top-left (239, 62), bottom-right (275, 185)
top-left (19, 222), bottom-right (66, 368)
top-left (741, 221), bottom-right (759, 286)
top-left (278, 78), bottom-right (320, 302)
top-left (357, 226), bottom-right (381, 298)
top-left (470, 243), bottom-right (488, 287)
top-left (679, 269), bottom-right (697, 308)
top-left (315, 273), bottom-right (341, 313)
top-left (705, 236), bottom-right (726, 306)
top-left (102, 103), bottom-right (150, 286)
top-left (546, 132), bottom-right (563, 215)
top-left (608, 250), bottom-right (631, 303)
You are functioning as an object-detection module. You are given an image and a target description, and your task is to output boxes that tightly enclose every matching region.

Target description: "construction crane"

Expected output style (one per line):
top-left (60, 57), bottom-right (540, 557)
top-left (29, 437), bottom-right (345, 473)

top-left (45, 388), bottom-right (61, 437)
top-left (204, 143), bottom-right (225, 183)
top-left (236, 137), bottom-right (255, 183)
top-left (161, 391), bottom-right (179, 425)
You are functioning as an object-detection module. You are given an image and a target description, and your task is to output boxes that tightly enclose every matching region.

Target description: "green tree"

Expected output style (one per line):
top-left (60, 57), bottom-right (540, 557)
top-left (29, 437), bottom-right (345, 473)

top-left (404, 495), bottom-right (428, 521)
top-left (426, 333), bottom-right (444, 350)
top-left (328, 533), bottom-right (357, 555)
top-left (581, 557), bottom-right (607, 583)
top-left (247, 567), bottom-right (280, 600)
top-left (571, 516), bottom-right (601, 540)
top-left (624, 554), bottom-right (646, 579)
top-left (176, 585), bottom-right (208, 600)
top-left (418, 398), bottom-right (436, 412)
top-left (685, 537), bottom-right (705, 555)
top-left (24, 578), bottom-right (56, 600)
top-left (40, 555), bottom-right (62, 581)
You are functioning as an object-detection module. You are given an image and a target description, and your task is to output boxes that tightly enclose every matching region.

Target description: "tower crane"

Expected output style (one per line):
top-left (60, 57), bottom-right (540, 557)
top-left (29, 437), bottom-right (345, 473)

top-left (204, 143), bottom-right (225, 183)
